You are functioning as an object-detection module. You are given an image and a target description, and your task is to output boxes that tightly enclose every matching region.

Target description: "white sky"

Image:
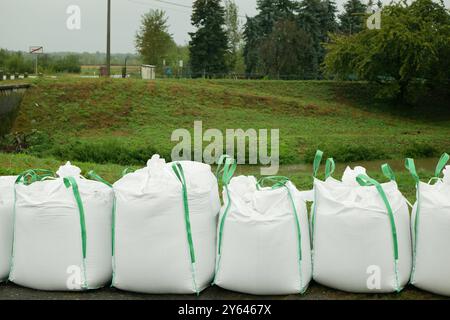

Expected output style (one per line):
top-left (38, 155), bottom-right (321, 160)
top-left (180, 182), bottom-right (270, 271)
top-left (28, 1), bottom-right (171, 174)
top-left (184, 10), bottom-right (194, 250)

top-left (0, 0), bottom-right (449, 53)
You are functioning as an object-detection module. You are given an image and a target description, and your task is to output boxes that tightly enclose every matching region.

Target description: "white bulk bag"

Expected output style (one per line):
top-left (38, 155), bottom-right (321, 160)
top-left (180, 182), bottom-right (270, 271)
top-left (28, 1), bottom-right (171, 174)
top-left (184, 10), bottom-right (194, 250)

top-left (407, 154), bottom-right (450, 296)
top-left (213, 160), bottom-right (312, 295)
top-left (112, 155), bottom-right (220, 294)
top-left (312, 153), bottom-right (412, 293)
top-left (10, 163), bottom-right (113, 291)
top-left (0, 176), bottom-right (16, 282)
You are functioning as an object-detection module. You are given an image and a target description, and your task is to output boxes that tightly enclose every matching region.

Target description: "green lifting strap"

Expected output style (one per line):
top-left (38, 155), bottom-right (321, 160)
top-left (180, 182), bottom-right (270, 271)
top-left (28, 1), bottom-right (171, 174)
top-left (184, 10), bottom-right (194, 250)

top-left (15, 169), bottom-right (56, 185)
top-left (216, 158), bottom-right (237, 256)
top-left (122, 167), bottom-right (135, 177)
top-left (325, 158), bottom-right (335, 180)
top-left (87, 171), bottom-right (113, 188)
top-left (381, 163), bottom-right (396, 182)
top-left (213, 157), bottom-right (237, 285)
top-left (435, 153), bottom-right (449, 178)
top-left (405, 158), bottom-right (420, 183)
top-left (63, 176), bottom-right (89, 289)
top-left (405, 158), bottom-right (420, 283)
top-left (256, 176), bottom-right (290, 190)
top-left (285, 184), bottom-right (305, 293)
top-left (216, 155), bottom-right (237, 185)
top-left (313, 150), bottom-right (324, 178)
top-left (356, 174), bottom-right (401, 292)
top-left (172, 162), bottom-right (199, 295)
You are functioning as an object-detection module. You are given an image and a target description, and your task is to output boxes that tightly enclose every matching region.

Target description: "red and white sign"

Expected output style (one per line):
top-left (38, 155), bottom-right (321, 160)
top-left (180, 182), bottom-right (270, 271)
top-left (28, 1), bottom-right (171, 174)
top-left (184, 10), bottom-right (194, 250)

top-left (29, 46), bottom-right (44, 54)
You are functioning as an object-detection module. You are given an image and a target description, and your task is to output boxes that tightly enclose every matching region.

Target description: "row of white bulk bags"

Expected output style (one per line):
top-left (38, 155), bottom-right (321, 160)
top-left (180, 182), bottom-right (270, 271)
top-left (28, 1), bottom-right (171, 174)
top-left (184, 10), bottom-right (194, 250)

top-left (0, 176), bottom-right (16, 282)
top-left (311, 151), bottom-right (412, 293)
top-left (9, 162), bottom-right (113, 291)
top-left (407, 154), bottom-right (450, 296)
top-left (213, 158), bottom-right (312, 295)
top-left (112, 155), bottom-right (220, 294)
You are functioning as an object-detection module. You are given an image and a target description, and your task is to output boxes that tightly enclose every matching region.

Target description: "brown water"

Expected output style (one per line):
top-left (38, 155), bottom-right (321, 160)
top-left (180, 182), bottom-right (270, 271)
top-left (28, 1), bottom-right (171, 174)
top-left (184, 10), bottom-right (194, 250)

top-left (232, 158), bottom-right (440, 176)
top-left (281, 158), bottom-right (439, 175)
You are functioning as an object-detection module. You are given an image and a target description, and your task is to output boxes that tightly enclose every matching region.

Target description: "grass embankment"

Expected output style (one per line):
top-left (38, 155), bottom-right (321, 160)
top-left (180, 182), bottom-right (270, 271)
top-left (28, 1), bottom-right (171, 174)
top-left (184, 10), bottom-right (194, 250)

top-left (2, 77), bottom-right (449, 166)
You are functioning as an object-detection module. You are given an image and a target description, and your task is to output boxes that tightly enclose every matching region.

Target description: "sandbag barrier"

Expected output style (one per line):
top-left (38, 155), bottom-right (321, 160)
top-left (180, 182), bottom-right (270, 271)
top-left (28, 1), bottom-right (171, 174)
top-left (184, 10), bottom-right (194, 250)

top-left (0, 152), bottom-right (448, 296)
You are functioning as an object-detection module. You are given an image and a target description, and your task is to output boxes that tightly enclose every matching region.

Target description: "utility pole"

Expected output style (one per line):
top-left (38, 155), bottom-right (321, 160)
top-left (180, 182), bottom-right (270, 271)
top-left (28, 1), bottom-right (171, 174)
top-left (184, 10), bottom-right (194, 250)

top-left (106, 0), bottom-right (111, 77)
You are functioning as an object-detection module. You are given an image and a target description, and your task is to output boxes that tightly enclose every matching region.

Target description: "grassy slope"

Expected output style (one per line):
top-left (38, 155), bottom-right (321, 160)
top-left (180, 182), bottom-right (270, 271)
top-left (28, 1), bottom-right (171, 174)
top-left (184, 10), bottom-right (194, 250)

top-left (6, 78), bottom-right (450, 165)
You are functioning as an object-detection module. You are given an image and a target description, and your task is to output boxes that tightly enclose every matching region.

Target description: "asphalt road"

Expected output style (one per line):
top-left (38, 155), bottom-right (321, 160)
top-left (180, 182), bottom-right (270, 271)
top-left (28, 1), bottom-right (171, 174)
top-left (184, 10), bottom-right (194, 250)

top-left (0, 281), bottom-right (447, 300)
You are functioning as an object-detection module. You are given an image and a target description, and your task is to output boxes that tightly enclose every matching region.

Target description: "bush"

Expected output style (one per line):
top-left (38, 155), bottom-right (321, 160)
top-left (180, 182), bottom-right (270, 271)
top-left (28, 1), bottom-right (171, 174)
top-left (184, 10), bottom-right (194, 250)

top-left (404, 143), bottom-right (439, 159)
top-left (50, 139), bottom-right (171, 165)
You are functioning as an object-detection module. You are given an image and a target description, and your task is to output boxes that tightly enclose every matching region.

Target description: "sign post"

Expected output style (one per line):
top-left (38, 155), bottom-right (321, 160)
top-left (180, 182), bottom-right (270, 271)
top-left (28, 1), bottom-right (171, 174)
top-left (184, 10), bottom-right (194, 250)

top-left (29, 46), bottom-right (44, 75)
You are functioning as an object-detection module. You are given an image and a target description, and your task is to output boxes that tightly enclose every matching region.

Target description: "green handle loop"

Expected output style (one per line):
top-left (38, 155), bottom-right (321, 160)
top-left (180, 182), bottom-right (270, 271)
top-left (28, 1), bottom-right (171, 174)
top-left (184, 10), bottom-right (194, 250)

top-left (15, 169), bottom-right (56, 185)
top-left (172, 162), bottom-right (199, 295)
top-left (405, 158), bottom-right (420, 184)
top-left (435, 153), bottom-right (449, 178)
top-left (356, 174), bottom-right (399, 262)
top-left (325, 158), bottom-right (335, 179)
top-left (122, 167), bottom-right (135, 177)
top-left (257, 176), bottom-right (290, 190)
top-left (217, 156), bottom-right (237, 186)
top-left (63, 176), bottom-right (89, 289)
top-left (313, 150), bottom-right (324, 178)
top-left (63, 177), bottom-right (87, 260)
top-left (87, 171), bottom-right (113, 188)
top-left (382, 163), bottom-right (396, 182)
top-left (215, 155), bottom-right (229, 177)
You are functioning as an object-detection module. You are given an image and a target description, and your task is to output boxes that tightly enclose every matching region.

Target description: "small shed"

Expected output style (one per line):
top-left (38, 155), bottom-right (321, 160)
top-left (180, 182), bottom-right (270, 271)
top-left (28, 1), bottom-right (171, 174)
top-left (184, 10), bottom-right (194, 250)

top-left (141, 65), bottom-right (156, 80)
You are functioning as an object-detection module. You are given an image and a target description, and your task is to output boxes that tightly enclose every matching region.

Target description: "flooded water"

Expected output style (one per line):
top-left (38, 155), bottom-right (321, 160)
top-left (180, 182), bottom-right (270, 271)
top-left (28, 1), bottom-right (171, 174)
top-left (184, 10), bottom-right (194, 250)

top-left (233, 158), bottom-right (440, 177)
top-left (281, 158), bottom-right (439, 175)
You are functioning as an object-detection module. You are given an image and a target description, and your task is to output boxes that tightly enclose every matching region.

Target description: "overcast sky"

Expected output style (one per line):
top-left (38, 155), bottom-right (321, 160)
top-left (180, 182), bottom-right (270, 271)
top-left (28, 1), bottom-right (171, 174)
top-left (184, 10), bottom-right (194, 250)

top-left (1, 0), bottom-right (449, 53)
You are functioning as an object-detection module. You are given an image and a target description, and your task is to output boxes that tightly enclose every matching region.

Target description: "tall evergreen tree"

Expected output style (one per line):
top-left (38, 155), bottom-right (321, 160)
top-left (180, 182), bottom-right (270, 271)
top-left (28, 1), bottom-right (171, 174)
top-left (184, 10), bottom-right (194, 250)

top-left (243, 0), bottom-right (297, 76)
top-left (189, 0), bottom-right (229, 77)
top-left (243, 16), bottom-right (262, 76)
top-left (259, 19), bottom-right (315, 79)
top-left (338, 0), bottom-right (368, 35)
top-left (297, 0), bottom-right (337, 77)
top-left (224, 0), bottom-right (242, 73)
top-left (256, 0), bottom-right (297, 36)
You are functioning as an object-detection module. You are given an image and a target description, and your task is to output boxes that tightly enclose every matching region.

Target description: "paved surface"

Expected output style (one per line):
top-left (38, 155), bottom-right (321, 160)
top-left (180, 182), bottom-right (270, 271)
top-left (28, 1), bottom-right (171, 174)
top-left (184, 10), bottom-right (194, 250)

top-left (0, 282), bottom-right (447, 300)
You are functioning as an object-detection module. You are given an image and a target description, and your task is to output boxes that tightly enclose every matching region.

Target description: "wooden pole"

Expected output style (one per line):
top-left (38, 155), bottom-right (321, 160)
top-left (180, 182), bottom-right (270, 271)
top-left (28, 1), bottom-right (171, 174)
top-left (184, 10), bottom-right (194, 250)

top-left (106, 0), bottom-right (111, 77)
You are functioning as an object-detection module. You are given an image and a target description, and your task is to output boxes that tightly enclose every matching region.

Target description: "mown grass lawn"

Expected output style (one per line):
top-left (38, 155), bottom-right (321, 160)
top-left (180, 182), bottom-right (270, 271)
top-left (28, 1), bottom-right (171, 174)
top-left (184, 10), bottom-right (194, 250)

top-left (2, 77), bottom-right (449, 166)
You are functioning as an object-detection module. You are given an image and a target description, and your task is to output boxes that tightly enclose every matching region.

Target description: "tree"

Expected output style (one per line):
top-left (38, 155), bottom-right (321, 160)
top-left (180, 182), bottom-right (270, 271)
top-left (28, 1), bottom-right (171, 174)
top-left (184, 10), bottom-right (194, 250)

top-left (135, 10), bottom-right (175, 68)
top-left (243, 17), bottom-right (262, 76)
top-left (259, 19), bottom-right (315, 79)
top-left (243, 0), bottom-right (297, 76)
top-left (297, 0), bottom-right (338, 77)
top-left (338, 0), bottom-right (367, 35)
top-left (224, 0), bottom-right (243, 73)
top-left (256, 0), bottom-right (297, 36)
top-left (189, 0), bottom-right (229, 78)
top-left (324, 0), bottom-right (450, 103)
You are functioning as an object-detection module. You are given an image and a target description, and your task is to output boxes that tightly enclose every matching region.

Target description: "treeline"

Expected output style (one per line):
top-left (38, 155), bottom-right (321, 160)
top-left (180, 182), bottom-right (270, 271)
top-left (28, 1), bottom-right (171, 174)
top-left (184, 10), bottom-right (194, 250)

top-left (135, 0), bottom-right (379, 79)
top-left (185, 0), bottom-right (378, 79)
top-left (183, 0), bottom-right (449, 102)
top-left (0, 50), bottom-right (143, 74)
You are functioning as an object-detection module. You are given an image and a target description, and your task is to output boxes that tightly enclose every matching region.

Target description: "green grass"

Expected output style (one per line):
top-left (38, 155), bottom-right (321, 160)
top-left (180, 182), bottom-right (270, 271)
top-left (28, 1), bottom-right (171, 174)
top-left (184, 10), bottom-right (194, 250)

top-left (2, 77), bottom-right (449, 166)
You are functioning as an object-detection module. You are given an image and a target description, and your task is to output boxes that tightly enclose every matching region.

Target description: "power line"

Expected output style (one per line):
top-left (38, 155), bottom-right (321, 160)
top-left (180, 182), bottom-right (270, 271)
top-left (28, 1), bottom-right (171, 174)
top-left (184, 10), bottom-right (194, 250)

top-left (127, 0), bottom-right (247, 19)
top-left (127, 0), bottom-right (192, 14)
